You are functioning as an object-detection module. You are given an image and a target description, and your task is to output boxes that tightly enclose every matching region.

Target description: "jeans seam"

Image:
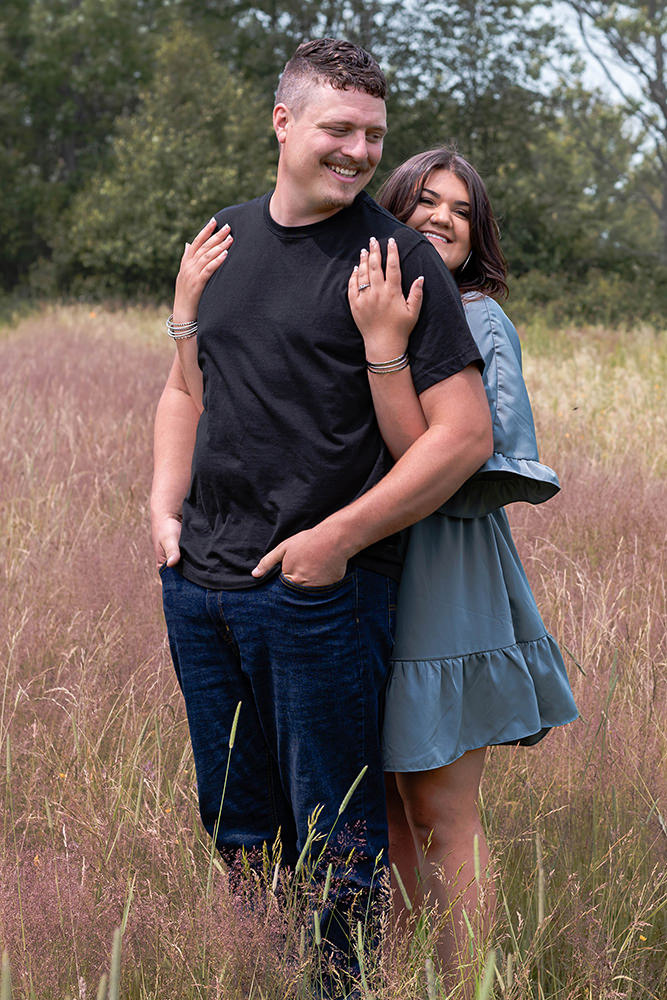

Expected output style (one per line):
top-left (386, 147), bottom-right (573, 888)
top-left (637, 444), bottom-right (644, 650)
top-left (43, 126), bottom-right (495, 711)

top-left (387, 577), bottom-right (397, 637)
top-left (209, 589), bottom-right (239, 651)
top-left (352, 569), bottom-right (368, 825)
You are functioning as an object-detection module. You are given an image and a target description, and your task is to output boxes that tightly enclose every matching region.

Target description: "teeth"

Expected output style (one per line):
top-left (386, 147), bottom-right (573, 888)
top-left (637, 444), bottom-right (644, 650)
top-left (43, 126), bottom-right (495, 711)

top-left (424, 232), bottom-right (451, 244)
top-left (329, 164), bottom-right (357, 177)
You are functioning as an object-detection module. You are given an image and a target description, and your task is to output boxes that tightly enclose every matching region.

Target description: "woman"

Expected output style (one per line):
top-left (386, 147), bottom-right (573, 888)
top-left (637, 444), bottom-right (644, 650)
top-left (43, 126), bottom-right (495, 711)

top-left (347, 147), bottom-right (578, 983)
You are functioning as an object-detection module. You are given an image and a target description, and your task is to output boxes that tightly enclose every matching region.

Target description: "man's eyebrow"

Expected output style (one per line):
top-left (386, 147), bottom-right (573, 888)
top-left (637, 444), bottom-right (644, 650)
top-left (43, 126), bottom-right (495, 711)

top-left (422, 186), bottom-right (470, 206)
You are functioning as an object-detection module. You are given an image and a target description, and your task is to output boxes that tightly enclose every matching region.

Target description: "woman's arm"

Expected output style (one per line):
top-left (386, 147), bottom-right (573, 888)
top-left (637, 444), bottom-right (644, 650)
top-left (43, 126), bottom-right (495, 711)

top-left (150, 353), bottom-right (200, 568)
top-left (348, 236), bottom-right (428, 458)
top-left (171, 218), bottom-right (233, 412)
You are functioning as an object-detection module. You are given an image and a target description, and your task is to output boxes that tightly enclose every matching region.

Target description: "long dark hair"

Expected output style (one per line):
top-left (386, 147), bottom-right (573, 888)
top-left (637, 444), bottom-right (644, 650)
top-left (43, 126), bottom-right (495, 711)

top-left (377, 147), bottom-right (508, 299)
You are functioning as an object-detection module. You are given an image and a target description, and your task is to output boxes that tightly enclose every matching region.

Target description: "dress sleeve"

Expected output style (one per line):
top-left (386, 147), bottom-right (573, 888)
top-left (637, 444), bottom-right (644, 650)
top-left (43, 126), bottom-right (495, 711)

top-left (438, 295), bottom-right (560, 517)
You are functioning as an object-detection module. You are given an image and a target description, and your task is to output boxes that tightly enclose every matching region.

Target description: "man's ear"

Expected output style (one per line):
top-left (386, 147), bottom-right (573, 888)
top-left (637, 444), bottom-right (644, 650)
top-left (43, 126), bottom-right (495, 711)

top-left (273, 103), bottom-right (290, 144)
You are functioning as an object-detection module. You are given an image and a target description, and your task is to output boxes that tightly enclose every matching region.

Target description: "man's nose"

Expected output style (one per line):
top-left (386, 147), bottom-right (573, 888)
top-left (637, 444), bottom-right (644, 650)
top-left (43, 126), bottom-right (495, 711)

top-left (341, 131), bottom-right (369, 162)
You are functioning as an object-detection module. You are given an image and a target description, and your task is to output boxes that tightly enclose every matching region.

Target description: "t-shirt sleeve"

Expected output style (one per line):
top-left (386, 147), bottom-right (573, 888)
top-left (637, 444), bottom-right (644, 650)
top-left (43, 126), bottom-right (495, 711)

top-left (398, 239), bottom-right (482, 396)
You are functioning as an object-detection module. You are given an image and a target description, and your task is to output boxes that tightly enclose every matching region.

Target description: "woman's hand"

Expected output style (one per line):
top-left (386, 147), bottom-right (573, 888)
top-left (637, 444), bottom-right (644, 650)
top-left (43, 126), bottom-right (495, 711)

top-left (173, 218), bottom-right (233, 322)
top-left (347, 236), bottom-right (424, 362)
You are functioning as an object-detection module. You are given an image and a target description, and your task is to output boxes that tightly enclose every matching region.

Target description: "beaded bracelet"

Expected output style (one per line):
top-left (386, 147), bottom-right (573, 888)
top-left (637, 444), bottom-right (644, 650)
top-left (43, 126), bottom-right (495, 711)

top-left (366, 351), bottom-right (410, 374)
top-left (166, 313), bottom-right (198, 340)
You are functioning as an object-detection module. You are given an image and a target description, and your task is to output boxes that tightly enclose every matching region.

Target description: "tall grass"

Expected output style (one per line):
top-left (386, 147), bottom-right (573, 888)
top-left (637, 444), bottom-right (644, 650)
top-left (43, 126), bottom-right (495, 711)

top-left (0, 305), bottom-right (665, 998)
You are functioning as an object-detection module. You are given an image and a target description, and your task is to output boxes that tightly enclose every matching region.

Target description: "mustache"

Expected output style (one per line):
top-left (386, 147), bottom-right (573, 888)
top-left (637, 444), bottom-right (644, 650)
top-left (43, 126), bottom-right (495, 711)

top-left (326, 157), bottom-right (370, 172)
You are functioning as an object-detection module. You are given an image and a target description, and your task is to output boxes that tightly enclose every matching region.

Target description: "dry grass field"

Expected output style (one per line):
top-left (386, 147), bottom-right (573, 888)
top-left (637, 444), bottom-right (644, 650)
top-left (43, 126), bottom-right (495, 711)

top-left (0, 306), bottom-right (665, 999)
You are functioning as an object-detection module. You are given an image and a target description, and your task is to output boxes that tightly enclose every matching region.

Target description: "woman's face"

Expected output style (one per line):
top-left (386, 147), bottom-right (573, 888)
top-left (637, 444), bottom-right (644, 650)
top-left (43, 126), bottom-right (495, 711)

top-left (405, 168), bottom-right (472, 273)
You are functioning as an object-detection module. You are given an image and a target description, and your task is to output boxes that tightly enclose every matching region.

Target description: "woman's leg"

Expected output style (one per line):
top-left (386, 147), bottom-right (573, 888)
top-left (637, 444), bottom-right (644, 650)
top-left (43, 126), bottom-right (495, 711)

top-left (384, 772), bottom-right (419, 926)
top-left (395, 748), bottom-right (495, 987)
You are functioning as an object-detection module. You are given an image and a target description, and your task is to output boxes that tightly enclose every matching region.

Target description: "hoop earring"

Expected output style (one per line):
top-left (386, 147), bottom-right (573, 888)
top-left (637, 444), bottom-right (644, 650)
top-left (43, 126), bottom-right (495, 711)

top-left (460, 250), bottom-right (473, 270)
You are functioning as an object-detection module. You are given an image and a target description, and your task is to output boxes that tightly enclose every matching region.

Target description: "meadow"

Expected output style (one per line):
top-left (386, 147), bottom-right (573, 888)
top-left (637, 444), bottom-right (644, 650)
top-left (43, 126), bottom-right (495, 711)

top-left (0, 306), bottom-right (664, 999)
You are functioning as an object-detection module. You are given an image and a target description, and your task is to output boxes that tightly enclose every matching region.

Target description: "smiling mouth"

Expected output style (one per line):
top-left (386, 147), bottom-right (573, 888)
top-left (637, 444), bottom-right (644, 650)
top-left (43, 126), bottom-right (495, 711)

top-left (326, 163), bottom-right (361, 178)
top-left (422, 230), bottom-right (452, 244)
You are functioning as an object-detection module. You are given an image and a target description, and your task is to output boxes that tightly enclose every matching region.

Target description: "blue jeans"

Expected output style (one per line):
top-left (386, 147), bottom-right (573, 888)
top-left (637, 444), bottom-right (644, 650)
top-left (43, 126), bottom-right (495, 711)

top-left (160, 564), bottom-right (396, 949)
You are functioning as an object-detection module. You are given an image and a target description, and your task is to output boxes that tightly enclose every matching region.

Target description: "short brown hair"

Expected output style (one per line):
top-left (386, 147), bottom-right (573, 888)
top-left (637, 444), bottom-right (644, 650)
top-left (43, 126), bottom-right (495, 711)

top-left (377, 147), bottom-right (508, 300)
top-left (276, 38), bottom-right (387, 115)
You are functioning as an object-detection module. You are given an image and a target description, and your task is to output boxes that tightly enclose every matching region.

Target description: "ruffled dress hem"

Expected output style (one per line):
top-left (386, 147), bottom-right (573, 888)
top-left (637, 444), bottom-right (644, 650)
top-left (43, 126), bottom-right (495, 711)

top-left (382, 632), bottom-right (579, 773)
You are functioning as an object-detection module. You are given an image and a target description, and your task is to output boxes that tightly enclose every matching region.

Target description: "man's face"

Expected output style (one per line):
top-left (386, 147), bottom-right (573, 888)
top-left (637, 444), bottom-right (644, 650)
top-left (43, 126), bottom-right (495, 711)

top-left (273, 82), bottom-right (387, 225)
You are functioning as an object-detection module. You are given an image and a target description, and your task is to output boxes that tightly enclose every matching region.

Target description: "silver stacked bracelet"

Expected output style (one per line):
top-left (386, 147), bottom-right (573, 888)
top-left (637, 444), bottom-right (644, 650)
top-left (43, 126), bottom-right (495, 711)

top-left (166, 313), bottom-right (198, 340)
top-left (366, 351), bottom-right (410, 374)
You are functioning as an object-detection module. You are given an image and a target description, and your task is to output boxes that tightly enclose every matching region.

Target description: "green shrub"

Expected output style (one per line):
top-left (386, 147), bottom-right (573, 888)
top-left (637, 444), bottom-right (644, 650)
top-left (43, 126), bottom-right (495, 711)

top-left (55, 24), bottom-right (276, 299)
top-left (509, 267), bottom-right (667, 331)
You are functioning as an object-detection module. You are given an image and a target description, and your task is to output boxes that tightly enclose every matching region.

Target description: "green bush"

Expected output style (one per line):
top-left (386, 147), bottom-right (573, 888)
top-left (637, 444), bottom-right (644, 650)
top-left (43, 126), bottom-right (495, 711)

top-left (55, 24), bottom-right (276, 299)
top-left (509, 266), bottom-right (667, 331)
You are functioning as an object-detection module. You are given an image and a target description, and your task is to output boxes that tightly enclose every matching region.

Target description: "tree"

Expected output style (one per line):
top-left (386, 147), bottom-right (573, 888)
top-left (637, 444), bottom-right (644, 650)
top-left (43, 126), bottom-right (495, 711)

top-left (0, 0), bottom-right (169, 290)
top-left (496, 88), bottom-right (645, 276)
top-left (59, 25), bottom-right (276, 297)
top-left (564, 1), bottom-right (667, 262)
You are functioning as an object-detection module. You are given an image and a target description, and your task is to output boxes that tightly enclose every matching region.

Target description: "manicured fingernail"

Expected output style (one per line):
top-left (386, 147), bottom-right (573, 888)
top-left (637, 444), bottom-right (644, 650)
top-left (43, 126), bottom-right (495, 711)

top-left (360, 248), bottom-right (368, 257)
top-left (209, 217), bottom-right (216, 224)
top-left (388, 237), bottom-right (395, 246)
top-left (353, 265), bottom-right (359, 272)
top-left (220, 223), bottom-right (230, 233)
top-left (369, 236), bottom-right (378, 246)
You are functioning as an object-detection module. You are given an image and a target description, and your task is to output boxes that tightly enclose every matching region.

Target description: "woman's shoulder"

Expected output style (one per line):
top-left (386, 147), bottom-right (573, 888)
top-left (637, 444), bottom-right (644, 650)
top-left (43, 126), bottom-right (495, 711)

top-left (462, 292), bottom-right (521, 361)
top-left (462, 292), bottom-right (511, 329)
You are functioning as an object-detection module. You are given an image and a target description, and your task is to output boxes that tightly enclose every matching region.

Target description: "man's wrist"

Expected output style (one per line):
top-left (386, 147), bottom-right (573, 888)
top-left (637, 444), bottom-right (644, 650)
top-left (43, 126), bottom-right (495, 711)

top-left (318, 509), bottom-right (365, 563)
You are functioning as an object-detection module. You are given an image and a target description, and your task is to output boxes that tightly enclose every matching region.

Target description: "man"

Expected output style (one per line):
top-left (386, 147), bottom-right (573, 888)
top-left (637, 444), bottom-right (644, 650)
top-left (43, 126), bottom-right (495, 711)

top-left (151, 37), bottom-right (491, 962)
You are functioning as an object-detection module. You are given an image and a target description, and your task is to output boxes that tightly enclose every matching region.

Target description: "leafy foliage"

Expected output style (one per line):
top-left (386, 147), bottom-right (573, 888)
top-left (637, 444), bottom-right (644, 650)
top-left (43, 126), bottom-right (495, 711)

top-left (0, 0), bottom-right (664, 317)
top-left (563, 1), bottom-right (667, 262)
top-left (58, 26), bottom-right (276, 297)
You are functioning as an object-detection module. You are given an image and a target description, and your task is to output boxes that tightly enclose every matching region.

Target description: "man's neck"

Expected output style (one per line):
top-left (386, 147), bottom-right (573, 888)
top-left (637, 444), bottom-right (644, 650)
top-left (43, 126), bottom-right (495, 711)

top-left (268, 187), bottom-right (345, 228)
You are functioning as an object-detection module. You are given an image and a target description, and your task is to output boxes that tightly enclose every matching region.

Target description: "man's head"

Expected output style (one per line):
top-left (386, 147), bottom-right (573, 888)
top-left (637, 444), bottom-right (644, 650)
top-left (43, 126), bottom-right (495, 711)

top-left (271, 39), bottom-right (388, 226)
top-left (275, 38), bottom-right (387, 113)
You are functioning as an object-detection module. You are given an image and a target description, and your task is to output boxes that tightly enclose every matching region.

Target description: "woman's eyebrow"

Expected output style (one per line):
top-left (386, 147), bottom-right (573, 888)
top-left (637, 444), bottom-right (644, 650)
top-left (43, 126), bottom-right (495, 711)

top-left (421, 186), bottom-right (470, 207)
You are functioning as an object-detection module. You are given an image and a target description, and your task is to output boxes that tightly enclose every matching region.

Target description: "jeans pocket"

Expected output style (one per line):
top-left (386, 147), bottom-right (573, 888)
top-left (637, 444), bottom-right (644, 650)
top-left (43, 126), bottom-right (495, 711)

top-left (278, 569), bottom-right (351, 596)
top-left (158, 561), bottom-right (175, 583)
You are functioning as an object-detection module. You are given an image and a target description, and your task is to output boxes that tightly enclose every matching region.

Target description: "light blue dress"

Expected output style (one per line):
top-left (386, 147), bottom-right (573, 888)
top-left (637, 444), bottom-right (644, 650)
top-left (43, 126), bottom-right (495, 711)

top-left (383, 294), bottom-right (578, 772)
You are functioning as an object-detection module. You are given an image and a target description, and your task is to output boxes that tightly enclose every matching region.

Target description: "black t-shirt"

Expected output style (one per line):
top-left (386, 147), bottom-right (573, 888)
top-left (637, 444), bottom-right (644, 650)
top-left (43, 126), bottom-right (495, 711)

top-left (179, 191), bottom-right (481, 589)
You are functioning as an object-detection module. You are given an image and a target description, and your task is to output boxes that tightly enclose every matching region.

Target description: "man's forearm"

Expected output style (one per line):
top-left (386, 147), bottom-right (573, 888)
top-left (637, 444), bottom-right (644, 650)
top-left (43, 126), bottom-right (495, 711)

top-left (253, 365), bottom-right (493, 584)
top-left (329, 383), bottom-right (491, 558)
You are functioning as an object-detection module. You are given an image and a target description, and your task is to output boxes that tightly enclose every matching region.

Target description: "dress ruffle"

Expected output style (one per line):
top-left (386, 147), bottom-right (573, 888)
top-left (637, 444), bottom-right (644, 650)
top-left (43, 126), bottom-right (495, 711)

top-left (437, 295), bottom-right (560, 518)
top-left (439, 452), bottom-right (560, 518)
top-left (383, 633), bottom-right (578, 772)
